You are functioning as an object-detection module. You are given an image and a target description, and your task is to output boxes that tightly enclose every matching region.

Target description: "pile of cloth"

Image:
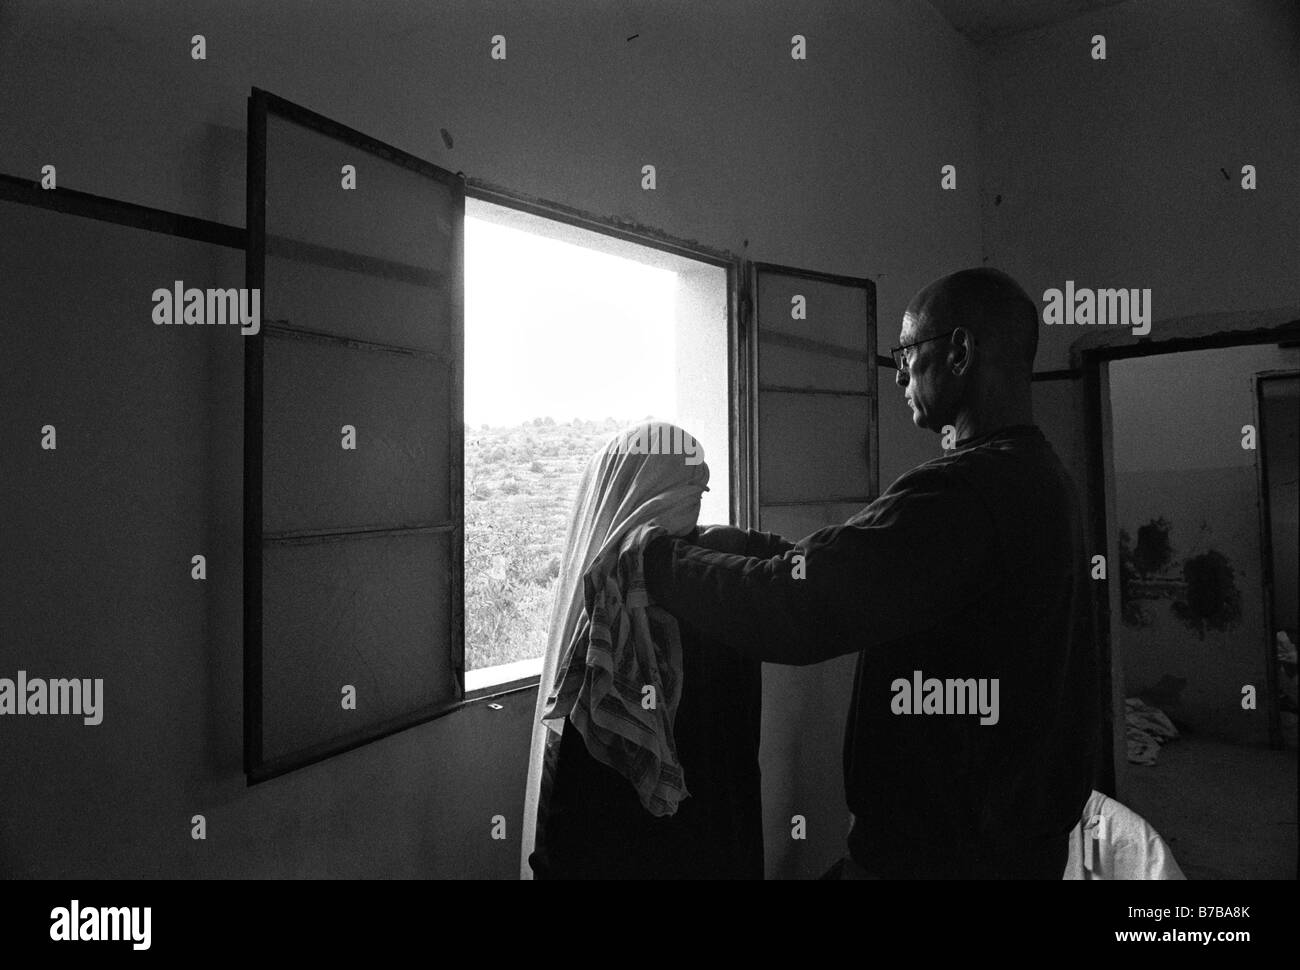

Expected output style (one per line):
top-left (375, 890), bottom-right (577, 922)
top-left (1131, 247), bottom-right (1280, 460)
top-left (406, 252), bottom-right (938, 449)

top-left (1125, 697), bottom-right (1179, 765)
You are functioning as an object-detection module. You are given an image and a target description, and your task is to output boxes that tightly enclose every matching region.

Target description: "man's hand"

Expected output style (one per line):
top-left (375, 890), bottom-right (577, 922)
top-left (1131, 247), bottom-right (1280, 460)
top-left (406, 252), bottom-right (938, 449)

top-left (688, 524), bottom-right (798, 559)
top-left (691, 525), bottom-right (758, 555)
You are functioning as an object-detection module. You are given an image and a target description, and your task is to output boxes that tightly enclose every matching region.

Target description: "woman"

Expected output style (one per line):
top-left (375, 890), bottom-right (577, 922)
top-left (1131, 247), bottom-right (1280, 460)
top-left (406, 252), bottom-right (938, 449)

top-left (520, 421), bottom-right (789, 879)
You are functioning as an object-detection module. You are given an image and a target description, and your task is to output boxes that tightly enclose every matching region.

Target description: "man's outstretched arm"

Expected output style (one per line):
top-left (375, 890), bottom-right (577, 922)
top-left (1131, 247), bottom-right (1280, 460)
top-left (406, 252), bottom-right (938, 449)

top-left (691, 524), bottom-right (797, 559)
top-left (644, 465), bottom-right (1001, 665)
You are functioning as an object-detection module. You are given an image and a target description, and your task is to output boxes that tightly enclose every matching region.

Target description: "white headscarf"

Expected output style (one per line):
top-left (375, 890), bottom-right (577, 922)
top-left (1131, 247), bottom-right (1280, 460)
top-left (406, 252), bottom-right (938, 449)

top-left (520, 421), bottom-right (709, 879)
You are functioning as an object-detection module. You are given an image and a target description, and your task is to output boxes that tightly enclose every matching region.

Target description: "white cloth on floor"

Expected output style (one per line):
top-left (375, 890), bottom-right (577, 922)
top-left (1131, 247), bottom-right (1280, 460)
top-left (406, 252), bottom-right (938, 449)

top-left (1125, 697), bottom-right (1179, 765)
top-left (1063, 790), bottom-right (1186, 879)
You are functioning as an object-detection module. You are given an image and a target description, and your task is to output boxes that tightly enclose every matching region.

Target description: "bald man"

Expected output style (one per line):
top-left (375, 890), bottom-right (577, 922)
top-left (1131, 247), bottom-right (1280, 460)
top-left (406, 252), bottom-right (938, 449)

top-left (644, 267), bottom-right (1099, 879)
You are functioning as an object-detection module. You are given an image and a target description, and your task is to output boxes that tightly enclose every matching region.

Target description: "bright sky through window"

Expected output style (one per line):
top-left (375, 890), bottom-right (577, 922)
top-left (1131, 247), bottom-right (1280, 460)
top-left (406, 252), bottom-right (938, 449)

top-left (464, 216), bottom-right (678, 427)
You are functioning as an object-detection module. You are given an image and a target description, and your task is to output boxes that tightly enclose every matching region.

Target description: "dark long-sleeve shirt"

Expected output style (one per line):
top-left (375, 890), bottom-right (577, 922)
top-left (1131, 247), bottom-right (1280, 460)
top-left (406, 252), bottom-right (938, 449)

top-left (643, 424), bottom-right (1099, 878)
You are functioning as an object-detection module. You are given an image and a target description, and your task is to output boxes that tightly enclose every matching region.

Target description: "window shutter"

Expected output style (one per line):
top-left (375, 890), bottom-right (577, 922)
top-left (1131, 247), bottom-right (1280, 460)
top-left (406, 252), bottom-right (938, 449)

top-left (748, 262), bottom-right (877, 538)
top-left (245, 90), bottom-right (464, 781)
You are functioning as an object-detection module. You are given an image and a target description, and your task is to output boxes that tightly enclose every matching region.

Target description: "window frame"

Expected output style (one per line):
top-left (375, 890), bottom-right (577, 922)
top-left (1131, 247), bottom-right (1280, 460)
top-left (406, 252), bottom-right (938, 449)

top-left (458, 179), bottom-right (748, 696)
top-left (242, 91), bottom-right (753, 761)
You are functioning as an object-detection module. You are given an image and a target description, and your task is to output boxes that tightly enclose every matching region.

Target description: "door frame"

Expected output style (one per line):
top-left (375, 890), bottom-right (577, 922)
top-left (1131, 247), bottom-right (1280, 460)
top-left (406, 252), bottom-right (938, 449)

top-left (1081, 323), bottom-right (1300, 790)
top-left (1253, 369), bottom-right (1300, 748)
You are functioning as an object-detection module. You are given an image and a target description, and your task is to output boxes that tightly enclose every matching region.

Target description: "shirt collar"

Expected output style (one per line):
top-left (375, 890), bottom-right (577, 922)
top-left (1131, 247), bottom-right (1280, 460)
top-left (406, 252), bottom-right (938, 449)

top-left (954, 423), bottom-right (1042, 450)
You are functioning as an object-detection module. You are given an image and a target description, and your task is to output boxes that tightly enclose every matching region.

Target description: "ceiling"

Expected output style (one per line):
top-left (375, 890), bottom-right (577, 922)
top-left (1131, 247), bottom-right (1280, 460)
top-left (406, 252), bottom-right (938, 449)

top-left (927, 0), bottom-right (1131, 45)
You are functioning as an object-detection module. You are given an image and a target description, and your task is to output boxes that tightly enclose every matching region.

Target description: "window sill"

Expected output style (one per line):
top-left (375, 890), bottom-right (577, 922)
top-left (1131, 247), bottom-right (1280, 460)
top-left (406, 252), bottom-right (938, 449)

top-left (465, 656), bottom-right (543, 702)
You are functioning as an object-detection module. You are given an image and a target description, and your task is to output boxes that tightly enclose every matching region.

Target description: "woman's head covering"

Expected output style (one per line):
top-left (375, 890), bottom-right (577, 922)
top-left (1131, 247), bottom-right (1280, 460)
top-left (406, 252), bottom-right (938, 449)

top-left (520, 421), bottom-right (709, 878)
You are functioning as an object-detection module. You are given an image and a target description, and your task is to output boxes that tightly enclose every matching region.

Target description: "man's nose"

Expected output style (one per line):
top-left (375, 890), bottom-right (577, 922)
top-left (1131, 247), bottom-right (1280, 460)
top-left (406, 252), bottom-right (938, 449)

top-left (895, 368), bottom-right (908, 388)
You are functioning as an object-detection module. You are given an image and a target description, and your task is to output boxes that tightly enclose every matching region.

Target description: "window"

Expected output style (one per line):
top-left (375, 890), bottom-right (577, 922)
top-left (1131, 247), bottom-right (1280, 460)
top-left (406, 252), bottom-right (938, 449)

top-left (462, 199), bottom-right (731, 691)
top-left (242, 89), bottom-right (877, 779)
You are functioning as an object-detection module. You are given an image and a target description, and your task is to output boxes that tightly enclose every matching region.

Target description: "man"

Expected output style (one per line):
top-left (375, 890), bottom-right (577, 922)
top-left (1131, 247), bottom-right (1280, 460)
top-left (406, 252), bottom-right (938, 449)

top-left (643, 267), bottom-right (1098, 878)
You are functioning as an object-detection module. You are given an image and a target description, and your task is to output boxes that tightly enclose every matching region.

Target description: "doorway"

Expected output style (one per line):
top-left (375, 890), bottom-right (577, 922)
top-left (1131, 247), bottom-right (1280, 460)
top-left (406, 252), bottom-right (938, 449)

top-left (1100, 340), bottom-right (1299, 879)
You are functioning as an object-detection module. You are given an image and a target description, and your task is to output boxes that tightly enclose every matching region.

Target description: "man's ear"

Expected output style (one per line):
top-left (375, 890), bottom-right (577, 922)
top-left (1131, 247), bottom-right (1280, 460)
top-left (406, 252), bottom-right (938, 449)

top-left (949, 327), bottom-right (974, 376)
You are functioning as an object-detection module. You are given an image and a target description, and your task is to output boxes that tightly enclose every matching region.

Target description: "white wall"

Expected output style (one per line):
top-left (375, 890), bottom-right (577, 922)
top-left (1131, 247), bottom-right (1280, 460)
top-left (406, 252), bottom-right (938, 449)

top-left (674, 265), bottom-right (732, 526)
top-left (0, 0), bottom-right (984, 878)
top-left (979, 0), bottom-right (1300, 373)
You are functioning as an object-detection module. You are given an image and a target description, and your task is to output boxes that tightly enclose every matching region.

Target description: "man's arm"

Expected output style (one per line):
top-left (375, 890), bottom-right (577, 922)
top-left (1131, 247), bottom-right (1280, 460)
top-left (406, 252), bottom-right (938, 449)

top-left (691, 524), bottom-right (797, 559)
top-left (644, 465), bottom-right (1001, 665)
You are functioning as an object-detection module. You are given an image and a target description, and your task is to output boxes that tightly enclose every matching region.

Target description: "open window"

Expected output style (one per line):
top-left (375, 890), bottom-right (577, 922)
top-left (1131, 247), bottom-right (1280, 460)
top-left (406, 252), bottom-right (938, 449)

top-left (243, 90), bottom-right (877, 780)
top-left (460, 195), bottom-right (733, 693)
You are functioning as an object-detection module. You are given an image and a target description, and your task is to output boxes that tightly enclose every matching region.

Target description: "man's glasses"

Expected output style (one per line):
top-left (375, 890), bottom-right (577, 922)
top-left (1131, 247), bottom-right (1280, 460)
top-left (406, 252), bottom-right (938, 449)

top-left (889, 329), bottom-right (957, 372)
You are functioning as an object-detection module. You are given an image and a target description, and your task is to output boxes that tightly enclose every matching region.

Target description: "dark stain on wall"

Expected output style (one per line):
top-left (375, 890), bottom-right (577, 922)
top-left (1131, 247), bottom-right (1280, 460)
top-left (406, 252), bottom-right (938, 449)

top-left (1119, 516), bottom-right (1243, 637)
top-left (1173, 549), bottom-right (1244, 637)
